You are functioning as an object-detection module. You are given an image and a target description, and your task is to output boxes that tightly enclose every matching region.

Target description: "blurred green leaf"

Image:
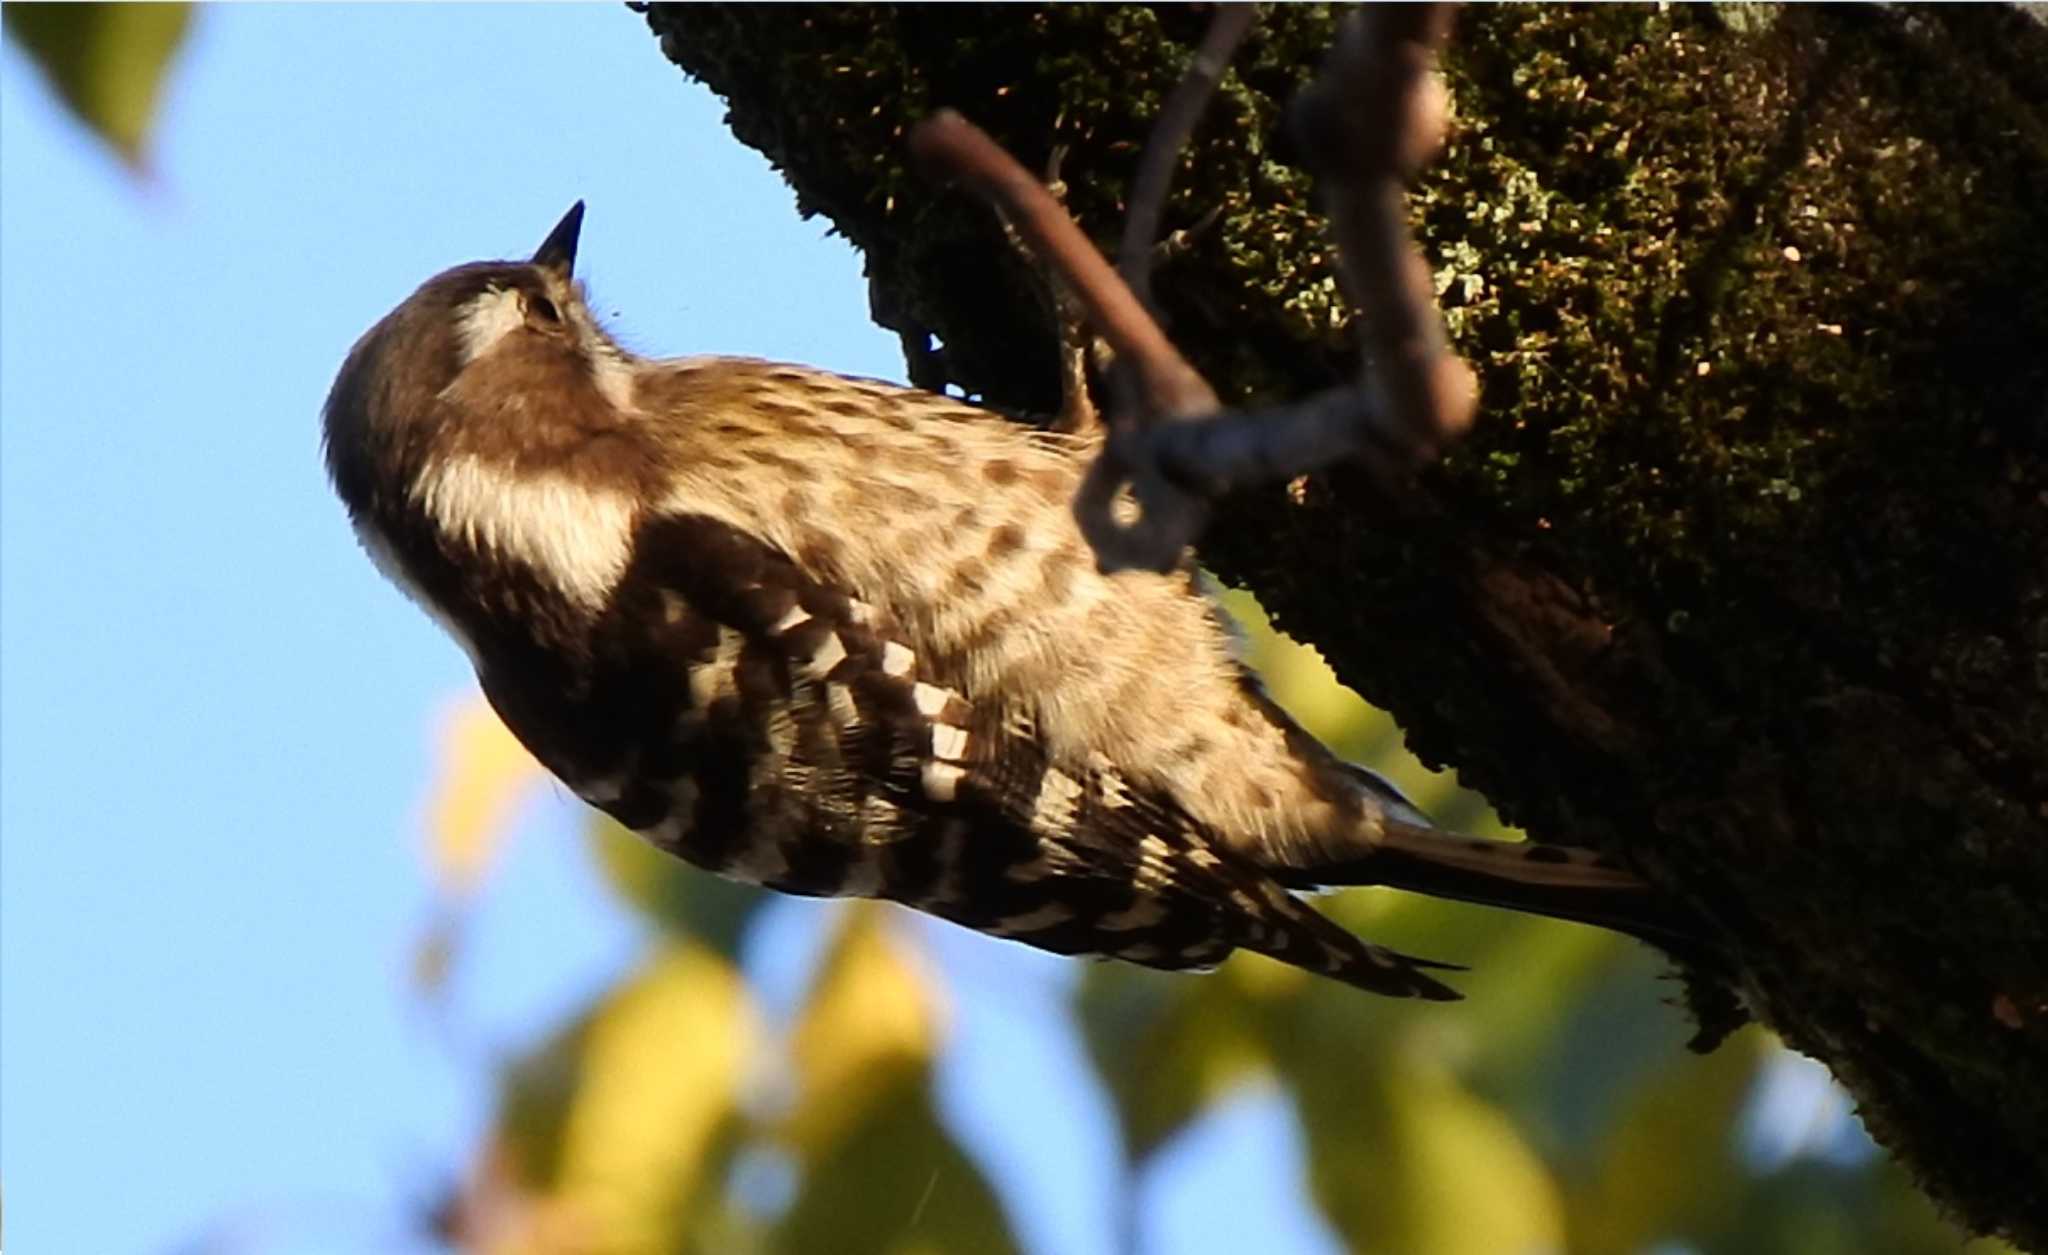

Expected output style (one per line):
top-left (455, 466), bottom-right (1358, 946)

top-left (1077, 959), bottom-right (1272, 1162)
top-left (774, 907), bottom-right (1021, 1255)
top-left (589, 816), bottom-right (767, 959)
top-left (493, 942), bottom-right (760, 1254)
top-left (1291, 1043), bottom-right (1565, 1255)
top-left (1674, 1151), bottom-right (2015, 1255)
top-left (1495, 943), bottom-right (1709, 1156)
top-left (4, 2), bottom-right (190, 167)
top-left (1565, 1028), bottom-right (1770, 1255)
top-left (781, 905), bottom-right (937, 1157)
top-left (1423, 915), bottom-right (1629, 1081)
top-left (1865, 1155), bottom-right (2019, 1255)
top-left (776, 1075), bottom-right (1020, 1255)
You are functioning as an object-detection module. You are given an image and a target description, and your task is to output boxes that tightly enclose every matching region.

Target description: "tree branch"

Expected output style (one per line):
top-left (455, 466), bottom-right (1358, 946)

top-left (646, 4), bottom-right (2048, 1244)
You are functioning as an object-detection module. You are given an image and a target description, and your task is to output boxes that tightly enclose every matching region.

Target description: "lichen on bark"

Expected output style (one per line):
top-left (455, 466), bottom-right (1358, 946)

top-left (643, 4), bottom-right (2047, 1245)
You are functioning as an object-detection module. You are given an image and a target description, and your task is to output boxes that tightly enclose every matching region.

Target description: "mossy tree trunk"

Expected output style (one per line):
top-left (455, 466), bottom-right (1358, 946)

top-left (642, 4), bottom-right (2048, 1245)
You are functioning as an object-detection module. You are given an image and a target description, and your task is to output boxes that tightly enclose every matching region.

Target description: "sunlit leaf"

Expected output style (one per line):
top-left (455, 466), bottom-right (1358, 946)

top-left (1292, 1043), bottom-right (1565, 1255)
top-left (588, 816), bottom-right (766, 960)
top-left (424, 696), bottom-right (542, 895)
top-left (4, 3), bottom-right (191, 168)
top-left (782, 906), bottom-right (939, 1158)
top-left (493, 943), bottom-right (760, 1255)
top-left (774, 907), bottom-right (1021, 1255)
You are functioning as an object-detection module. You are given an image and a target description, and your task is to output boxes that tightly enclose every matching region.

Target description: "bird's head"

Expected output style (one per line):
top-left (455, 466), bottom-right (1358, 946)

top-left (324, 201), bottom-right (639, 518)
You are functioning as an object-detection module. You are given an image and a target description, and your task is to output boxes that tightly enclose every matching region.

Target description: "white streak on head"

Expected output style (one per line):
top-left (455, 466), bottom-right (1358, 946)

top-left (559, 282), bottom-right (637, 411)
top-left (454, 287), bottom-right (526, 364)
top-left (589, 343), bottom-right (638, 411)
top-left (881, 641), bottom-right (916, 676)
top-left (413, 453), bottom-right (635, 609)
top-left (911, 682), bottom-right (951, 717)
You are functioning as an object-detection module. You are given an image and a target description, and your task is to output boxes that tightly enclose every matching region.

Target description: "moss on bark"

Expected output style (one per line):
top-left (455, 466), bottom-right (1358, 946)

top-left (643, 4), bottom-right (2048, 1244)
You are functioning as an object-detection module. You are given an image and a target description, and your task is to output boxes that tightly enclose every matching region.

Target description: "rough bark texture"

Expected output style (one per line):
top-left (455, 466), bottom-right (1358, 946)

top-left (641, 4), bottom-right (2048, 1245)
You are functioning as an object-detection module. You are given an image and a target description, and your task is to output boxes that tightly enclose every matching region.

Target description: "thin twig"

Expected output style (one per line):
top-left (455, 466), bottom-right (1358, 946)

top-left (909, 4), bottom-right (1478, 573)
top-left (1082, 1), bottom-right (1474, 569)
top-left (909, 111), bottom-right (1218, 420)
top-left (1117, 4), bottom-right (1261, 314)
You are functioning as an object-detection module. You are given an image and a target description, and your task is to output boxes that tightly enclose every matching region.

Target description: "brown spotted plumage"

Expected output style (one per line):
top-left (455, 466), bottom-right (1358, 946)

top-left (324, 204), bottom-right (1701, 1002)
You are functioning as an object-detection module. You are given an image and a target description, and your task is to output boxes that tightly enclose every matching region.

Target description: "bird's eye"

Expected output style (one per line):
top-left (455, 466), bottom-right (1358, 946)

top-left (529, 295), bottom-right (561, 324)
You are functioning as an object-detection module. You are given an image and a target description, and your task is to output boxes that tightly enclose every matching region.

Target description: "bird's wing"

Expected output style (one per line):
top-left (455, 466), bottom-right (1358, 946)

top-left (571, 509), bottom-right (1462, 999)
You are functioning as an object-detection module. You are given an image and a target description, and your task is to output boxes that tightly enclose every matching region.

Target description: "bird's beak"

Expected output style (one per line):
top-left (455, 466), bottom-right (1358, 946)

top-left (533, 201), bottom-right (585, 276)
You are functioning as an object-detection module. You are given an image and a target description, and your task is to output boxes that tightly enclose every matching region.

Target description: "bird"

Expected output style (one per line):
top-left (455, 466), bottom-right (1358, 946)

top-left (324, 202), bottom-right (1700, 1001)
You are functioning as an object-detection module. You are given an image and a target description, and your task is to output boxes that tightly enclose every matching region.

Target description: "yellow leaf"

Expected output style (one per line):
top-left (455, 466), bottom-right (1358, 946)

top-left (4, 3), bottom-right (191, 168)
top-left (1297, 1046), bottom-right (1566, 1255)
top-left (775, 908), bottom-right (1020, 1255)
top-left (783, 905), bottom-right (939, 1160)
top-left (492, 944), bottom-right (760, 1255)
top-left (425, 696), bottom-right (542, 895)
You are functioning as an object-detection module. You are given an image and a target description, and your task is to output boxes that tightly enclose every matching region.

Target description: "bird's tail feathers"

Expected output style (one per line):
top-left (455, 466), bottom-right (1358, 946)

top-left (1292, 820), bottom-right (1708, 960)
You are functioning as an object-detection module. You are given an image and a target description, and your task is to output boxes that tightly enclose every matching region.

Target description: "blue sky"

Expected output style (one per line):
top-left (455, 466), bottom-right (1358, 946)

top-left (0, 8), bottom-right (1360, 1253)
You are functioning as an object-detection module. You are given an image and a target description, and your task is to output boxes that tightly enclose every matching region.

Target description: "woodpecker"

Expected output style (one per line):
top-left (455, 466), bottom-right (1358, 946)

top-left (325, 203), bottom-right (1698, 1000)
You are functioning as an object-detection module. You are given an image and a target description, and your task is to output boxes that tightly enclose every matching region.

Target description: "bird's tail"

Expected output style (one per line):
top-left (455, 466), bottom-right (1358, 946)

top-left (1284, 819), bottom-right (1708, 960)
